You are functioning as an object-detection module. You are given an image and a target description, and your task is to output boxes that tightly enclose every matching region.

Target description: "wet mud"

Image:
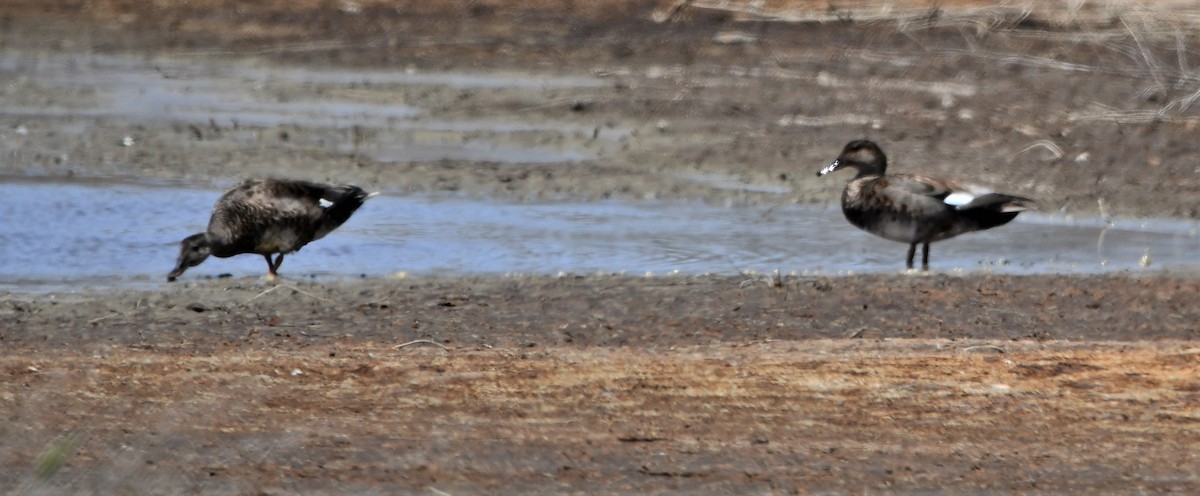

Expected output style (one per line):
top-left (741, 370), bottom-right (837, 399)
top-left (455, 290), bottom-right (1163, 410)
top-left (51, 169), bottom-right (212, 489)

top-left (3, 0), bottom-right (1200, 493)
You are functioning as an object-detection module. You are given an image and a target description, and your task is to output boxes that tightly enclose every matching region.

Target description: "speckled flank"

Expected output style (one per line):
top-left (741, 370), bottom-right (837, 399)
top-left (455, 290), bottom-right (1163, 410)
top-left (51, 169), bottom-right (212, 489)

top-left (844, 178), bottom-right (920, 243)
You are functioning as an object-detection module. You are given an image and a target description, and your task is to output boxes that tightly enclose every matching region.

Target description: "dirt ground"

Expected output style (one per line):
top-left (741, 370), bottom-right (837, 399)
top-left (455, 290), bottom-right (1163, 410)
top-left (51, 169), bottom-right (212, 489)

top-left (3, 0), bottom-right (1200, 493)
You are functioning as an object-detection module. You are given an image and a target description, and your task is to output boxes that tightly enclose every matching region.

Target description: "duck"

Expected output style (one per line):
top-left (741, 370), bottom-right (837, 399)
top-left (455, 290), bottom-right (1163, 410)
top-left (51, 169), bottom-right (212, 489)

top-left (817, 140), bottom-right (1033, 271)
top-left (167, 178), bottom-right (377, 281)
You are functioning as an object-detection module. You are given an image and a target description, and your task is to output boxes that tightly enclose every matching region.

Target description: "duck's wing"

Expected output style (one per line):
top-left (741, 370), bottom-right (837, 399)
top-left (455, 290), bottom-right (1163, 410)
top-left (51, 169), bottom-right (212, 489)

top-left (870, 173), bottom-right (955, 208)
top-left (265, 179), bottom-right (370, 208)
top-left (266, 179), bottom-right (373, 240)
top-left (205, 178), bottom-right (372, 256)
top-left (882, 174), bottom-right (1031, 213)
top-left (239, 179), bottom-right (325, 220)
top-left (205, 179), bottom-right (323, 251)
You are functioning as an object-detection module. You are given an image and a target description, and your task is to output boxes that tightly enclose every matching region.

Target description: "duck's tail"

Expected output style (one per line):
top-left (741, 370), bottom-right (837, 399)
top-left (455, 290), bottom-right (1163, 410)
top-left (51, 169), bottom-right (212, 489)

top-left (954, 193), bottom-right (1035, 231)
top-left (314, 184), bottom-right (373, 239)
top-left (955, 193), bottom-right (1035, 213)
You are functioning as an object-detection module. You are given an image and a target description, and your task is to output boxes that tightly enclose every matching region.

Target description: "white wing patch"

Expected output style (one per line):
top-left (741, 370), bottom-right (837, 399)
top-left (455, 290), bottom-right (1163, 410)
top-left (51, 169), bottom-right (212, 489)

top-left (318, 198), bottom-right (334, 208)
top-left (943, 192), bottom-right (975, 207)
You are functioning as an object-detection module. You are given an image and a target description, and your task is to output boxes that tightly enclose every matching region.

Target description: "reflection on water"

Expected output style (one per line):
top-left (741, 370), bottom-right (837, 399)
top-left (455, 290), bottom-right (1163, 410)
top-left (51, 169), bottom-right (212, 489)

top-left (1, 179), bottom-right (1198, 291)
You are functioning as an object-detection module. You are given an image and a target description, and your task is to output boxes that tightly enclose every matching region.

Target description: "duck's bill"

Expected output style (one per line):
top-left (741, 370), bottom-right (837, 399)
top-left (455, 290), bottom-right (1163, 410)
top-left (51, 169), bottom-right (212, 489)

top-left (166, 259), bottom-right (193, 282)
top-left (817, 159), bottom-right (842, 177)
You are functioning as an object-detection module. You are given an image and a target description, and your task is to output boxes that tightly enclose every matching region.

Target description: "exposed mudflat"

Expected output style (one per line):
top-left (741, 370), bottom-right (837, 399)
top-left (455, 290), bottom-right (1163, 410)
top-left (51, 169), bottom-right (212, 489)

top-left (3, 0), bottom-right (1200, 493)
top-left (6, 274), bottom-right (1200, 493)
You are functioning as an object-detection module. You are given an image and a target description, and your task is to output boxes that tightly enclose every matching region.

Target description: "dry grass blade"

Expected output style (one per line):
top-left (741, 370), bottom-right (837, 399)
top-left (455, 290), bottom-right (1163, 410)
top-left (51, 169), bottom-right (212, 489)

top-left (394, 339), bottom-right (449, 351)
top-left (1121, 14), bottom-right (1169, 97)
top-left (86, 313), bottom-right (121, 325)
top-left (662, 1), bottom-right (1021, 26)
top-left (244, 285), bottom-right (285, 304)
top-left (244, 284), bottom-right (331, 305)
top-left (651, 0), bottom-right (693, 23)
top-left (1068, 107), bottom-right (1200, 124)
top-left (815, 71), bottom-right (977, 97)
top-left (961, 345), bottom-right (1006, 354)
top-left (659, 0), bottom-right (1200, 39)
top-left (776, 113), bottom-right (876, 127)
top-left (1016, 140), bottom-right (1064, 160)
top-left (34, 431), bottom-right (82, 480)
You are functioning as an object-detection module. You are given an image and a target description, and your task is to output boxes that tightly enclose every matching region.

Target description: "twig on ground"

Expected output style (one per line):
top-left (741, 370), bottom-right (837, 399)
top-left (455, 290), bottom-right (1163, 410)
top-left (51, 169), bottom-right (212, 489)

top-left (244, 285), bottom-right (284, 304)
top-left (87, 313), bottom-right (120, 325)
top-left (286, 285), bottom-right (330, 303)
top-left (962, 345), bottom-right (1006, 354)
top-left (394, 339), bottom-right (449, 351)
top-left (244, 284), bottom-right (331, 305)
top-left (365, 290), bottom-right (396, 307)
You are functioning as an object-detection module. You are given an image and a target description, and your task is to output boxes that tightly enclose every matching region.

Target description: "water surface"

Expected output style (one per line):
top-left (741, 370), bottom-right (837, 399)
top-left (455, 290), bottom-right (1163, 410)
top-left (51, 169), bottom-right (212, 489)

top-left (1, 180), bottom-right (1196, 292)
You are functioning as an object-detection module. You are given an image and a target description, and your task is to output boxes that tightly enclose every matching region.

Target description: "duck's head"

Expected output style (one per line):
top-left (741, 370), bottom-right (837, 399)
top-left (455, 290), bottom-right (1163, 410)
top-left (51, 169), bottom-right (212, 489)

top-left (818, 139), bottom-right (887, 178)
top-left (167, 233), bottom-right (211, 282)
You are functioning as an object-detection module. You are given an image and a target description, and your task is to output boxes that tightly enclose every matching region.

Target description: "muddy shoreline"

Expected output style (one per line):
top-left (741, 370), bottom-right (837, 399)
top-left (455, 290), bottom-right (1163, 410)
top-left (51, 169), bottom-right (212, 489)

top-left (4, 3), bottom-right (1200, 217)
top-left (3, 0), bottom-right (1200, 493)
top-left (8, 272), bottom-right (1200, 349)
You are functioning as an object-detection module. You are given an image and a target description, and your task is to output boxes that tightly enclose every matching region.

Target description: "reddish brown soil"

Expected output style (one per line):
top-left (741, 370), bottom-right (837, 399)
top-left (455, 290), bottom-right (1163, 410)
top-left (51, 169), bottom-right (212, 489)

top-left (6, 274), bottom-right (1200, 493)
top-left (3, 1), bottom-right (1200, 493)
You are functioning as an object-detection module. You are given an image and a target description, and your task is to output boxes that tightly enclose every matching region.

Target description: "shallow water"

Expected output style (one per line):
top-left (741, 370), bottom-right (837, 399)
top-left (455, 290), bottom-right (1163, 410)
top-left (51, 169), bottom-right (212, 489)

top-left (0, 53), bottom-right (613, 163)
top-left (1, 179), bottom-right (1197, 292)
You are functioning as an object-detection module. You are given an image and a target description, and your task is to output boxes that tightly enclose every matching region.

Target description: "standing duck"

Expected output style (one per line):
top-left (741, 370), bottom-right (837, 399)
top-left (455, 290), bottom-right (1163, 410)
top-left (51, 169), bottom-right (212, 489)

top-left (167, 178), bottom-right (377, 281)
top-left (817, 140), bottom-right (1033, 270)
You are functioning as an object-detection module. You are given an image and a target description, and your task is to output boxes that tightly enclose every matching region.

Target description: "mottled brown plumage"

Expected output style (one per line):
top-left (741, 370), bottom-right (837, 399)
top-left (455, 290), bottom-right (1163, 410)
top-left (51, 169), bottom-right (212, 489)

top-left (818, 140), bottom-right (1033, 270)
top-left (168, 178), bottom-right (376, 281)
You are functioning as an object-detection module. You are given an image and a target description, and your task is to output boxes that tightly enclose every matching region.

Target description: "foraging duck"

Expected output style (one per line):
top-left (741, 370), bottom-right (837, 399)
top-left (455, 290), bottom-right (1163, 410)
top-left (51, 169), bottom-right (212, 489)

top-left (167, 178), bottom-right (377, 281)
top-left (817, 140), bottom-right (1033, 270)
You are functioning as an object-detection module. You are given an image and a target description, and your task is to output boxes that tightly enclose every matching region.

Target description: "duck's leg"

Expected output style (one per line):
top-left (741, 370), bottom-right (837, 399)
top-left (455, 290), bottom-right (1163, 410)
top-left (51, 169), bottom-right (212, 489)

top-left (921, 243), bottom-right (930, 271)
top-left (262, 253), bottom-right (284, 281)
top-left (270, 254), bottom-right (285, 276)
top-left (905, 243), bottom-right (917, 269)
